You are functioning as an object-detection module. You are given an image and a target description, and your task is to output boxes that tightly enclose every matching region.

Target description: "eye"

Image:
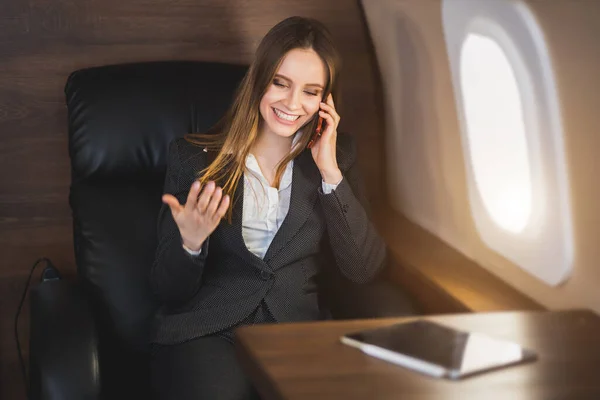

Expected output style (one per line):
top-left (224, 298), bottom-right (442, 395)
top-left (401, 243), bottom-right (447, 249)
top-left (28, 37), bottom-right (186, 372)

top-left (304, 91), bottom-right (319, 96)
top-left (273, 79), bottom-right (287, 88)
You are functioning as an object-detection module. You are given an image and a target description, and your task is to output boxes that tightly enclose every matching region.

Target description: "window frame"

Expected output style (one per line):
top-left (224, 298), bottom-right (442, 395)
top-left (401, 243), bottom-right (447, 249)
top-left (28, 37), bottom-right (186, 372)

top-left (443, 0), bottom-right (573, 286)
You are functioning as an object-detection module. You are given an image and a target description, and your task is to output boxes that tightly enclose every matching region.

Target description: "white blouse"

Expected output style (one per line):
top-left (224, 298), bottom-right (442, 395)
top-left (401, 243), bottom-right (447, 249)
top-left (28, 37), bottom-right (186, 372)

top-left (183, 154), bottom-right (340, 259)
top-left (241, 153), bottom-right (339, 259)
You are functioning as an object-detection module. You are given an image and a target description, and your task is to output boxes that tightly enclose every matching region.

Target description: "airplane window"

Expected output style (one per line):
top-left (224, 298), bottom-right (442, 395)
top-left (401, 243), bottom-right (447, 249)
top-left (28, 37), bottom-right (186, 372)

top-left (459, 33), bottom-right (532, 233)
top-left (442, 0), bottom-right (574, 285)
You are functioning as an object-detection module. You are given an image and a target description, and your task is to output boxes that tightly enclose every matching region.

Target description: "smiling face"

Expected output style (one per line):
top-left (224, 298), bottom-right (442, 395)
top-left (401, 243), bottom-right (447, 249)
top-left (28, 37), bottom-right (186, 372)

top-left (258, 48), bottom-right (327, 141)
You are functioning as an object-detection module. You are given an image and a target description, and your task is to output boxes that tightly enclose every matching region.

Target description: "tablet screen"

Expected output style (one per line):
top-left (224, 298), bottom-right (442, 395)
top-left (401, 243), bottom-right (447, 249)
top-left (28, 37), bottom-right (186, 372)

top-left (342, 320), bottom-right (536, 378)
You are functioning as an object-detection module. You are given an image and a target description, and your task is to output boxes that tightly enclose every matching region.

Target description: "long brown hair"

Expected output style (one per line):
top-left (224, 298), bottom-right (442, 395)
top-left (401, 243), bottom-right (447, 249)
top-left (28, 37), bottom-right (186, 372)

top-left (185, 16), bottom-right (341, 222)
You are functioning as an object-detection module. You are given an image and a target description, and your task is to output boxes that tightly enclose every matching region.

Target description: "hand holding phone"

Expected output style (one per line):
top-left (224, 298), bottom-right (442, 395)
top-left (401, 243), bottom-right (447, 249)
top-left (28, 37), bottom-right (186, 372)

top-left (307, 116), bottom-right (324, 149)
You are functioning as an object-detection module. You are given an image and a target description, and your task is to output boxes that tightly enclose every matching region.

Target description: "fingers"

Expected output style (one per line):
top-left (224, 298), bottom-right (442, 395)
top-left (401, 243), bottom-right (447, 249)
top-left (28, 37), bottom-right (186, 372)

top-left (205, 186), bottom-right (223, 216)
top-left (319, 101), bottom-right (340, 127)
top-left (204, 186), bottom-right (230, 221)
top-left (185, 180), bottom-right (202, 212)
top-left (215, 194), bottom-right (230, 219)
top-left (178, 180), bottom-right (229, 222)
top-left (196, 181), bottom-right (216, 213)
top-left (162, 194), bottom-right (182, 216)
top-left (318, 101), bottom-right (336, 117)
top-left (318, 110), bottom-right (336, 138)
top-left (327, 93), bottom-right (335, 108)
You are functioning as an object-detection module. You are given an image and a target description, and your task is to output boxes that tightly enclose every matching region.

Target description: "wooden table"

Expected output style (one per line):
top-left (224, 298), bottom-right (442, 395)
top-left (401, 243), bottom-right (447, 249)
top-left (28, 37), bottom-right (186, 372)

top-left (235, 309), bottom-right (600, 399)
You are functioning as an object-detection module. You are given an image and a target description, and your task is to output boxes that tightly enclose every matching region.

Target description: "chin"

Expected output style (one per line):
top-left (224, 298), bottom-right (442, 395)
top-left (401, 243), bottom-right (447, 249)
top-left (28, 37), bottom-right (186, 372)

top-left (272, 125), bottom-right (299, 139)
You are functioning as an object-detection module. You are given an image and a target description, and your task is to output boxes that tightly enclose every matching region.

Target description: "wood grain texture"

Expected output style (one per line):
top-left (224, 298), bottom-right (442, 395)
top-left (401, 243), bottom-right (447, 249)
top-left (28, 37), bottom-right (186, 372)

top-left (236, 309), bottom-right (600, 400)
top-left (0, 1), bottom-right (386, 398)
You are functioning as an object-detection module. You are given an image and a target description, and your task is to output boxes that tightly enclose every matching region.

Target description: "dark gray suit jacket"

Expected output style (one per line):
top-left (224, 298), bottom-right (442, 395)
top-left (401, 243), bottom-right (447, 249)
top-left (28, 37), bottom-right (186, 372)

top-left (150, 133), bottom-right (386, 345)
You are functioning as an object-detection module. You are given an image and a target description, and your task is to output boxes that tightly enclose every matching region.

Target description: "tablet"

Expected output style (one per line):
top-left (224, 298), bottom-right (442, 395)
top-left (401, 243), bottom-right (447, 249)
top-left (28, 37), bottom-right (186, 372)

top-left (340, 320), bottom-right (537, 379)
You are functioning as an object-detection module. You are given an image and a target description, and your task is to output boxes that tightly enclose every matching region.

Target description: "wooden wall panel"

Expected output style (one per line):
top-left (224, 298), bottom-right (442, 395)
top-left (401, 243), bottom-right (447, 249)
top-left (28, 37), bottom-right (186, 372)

top-left (0, 0), bottom-right (386, 398)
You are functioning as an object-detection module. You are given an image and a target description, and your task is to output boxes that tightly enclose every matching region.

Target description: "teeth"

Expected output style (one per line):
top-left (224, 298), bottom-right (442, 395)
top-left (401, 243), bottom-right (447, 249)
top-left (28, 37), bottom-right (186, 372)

top-left (273, 108), bottom-right (299, 122)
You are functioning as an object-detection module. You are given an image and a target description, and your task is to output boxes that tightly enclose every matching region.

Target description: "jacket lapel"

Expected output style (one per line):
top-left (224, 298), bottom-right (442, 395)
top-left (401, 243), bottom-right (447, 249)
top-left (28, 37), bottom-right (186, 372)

top-left (214, 133), bottom-right (356, 270)
top-left (262, 150), bottom-right (321, 264)
top-left (214, 172), bottom-right (267, 270)
top-left (217, 147), bottom-right (339, 268)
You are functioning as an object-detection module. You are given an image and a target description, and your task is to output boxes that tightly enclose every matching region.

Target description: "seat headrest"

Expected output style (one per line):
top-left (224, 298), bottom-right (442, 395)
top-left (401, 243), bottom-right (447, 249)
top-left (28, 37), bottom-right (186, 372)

top-left (65, 61), bottom-right (248, 182)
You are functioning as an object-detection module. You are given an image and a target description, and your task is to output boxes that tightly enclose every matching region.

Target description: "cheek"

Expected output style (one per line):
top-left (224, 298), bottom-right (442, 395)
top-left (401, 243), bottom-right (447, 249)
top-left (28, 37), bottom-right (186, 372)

top-left (261, 87), bottom-right (281, 105)
top-left (259, 97), bottom-right (268, 114)
top-left (304, 99), bottom-right (321, 116)
top-left (259, 91), bottom-right (276, 117)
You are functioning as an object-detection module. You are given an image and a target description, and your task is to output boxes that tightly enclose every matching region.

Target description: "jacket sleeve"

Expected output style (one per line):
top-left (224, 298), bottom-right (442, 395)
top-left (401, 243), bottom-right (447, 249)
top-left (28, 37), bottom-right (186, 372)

top-left (149, 139), bottom-right (209, 307)
top-left (318, 133), bottom-right (387, 284)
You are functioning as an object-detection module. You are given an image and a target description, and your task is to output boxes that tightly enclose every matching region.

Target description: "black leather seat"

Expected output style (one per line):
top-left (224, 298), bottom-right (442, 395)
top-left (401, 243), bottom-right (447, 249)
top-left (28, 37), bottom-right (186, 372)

top-left (28, 61), bottom-right (419, 400)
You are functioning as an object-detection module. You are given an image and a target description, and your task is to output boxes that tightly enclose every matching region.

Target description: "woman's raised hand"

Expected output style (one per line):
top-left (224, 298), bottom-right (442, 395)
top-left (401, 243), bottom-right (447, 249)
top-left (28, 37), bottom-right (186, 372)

top-left (162, 181), bottom-right (230, 252)
top-left (311, 93), bottom-right (343, 184)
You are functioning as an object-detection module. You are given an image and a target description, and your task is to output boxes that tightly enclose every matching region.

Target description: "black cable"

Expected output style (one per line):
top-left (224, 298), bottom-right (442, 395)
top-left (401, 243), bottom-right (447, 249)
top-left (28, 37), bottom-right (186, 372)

top-left (14, 257), bottom-right (55, 400)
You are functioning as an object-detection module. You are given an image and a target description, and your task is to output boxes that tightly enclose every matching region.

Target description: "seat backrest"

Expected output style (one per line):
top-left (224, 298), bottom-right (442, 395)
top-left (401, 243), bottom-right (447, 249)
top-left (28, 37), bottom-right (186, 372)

top-left (66, 61), bottom-right (248, 351)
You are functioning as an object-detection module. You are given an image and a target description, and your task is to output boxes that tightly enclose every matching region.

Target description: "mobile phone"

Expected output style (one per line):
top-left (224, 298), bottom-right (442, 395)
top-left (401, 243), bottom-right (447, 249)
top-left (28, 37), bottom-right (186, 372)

top-left (307, 116), bottom-right (324, 149)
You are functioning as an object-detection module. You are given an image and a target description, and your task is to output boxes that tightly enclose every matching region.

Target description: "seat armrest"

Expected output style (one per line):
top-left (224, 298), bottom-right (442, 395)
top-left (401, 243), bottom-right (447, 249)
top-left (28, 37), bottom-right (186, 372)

top-left (29, 280), bottom-right (101, 400)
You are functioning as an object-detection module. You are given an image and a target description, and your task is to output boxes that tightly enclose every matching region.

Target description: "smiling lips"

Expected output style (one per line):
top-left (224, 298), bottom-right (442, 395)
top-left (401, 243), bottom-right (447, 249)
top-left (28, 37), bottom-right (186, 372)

top-left (272, 107), bottom-right (301, 124)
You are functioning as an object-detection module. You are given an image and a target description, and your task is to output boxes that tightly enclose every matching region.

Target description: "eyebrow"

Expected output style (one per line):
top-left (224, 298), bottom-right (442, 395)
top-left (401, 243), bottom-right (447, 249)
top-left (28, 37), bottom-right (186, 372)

top-left (274, 74), bottom-right (324, 89)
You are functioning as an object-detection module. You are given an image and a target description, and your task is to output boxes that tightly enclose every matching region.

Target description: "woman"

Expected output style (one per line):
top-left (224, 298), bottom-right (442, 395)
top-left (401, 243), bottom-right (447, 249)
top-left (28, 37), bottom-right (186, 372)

top-left (150, 16), bottom-right (387, 400)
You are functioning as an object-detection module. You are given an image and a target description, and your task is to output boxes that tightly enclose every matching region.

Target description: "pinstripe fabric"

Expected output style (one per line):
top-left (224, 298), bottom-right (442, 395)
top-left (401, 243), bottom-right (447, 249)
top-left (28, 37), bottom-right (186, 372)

top-left (149, 132), bottom-right (386, 345)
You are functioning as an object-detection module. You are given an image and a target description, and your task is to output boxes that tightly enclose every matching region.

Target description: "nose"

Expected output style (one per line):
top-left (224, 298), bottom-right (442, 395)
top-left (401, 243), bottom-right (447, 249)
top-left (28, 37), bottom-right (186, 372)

top-left (283, 88), bottom-right (302, 111)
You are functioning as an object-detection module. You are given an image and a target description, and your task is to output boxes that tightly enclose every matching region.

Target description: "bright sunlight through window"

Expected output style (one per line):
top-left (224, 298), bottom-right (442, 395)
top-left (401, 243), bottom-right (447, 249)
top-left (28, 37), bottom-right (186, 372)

top-left (460, 34), bottom-right (532, 234)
